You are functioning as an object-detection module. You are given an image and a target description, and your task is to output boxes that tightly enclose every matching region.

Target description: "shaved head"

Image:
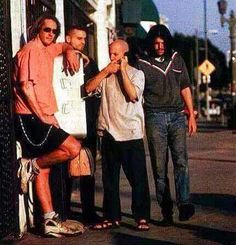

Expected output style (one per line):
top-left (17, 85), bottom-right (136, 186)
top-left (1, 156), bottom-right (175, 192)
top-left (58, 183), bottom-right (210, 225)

top-left (109, 39), bottom-right (129, 62)
top-left (110, 39), bottom-right (129, 53)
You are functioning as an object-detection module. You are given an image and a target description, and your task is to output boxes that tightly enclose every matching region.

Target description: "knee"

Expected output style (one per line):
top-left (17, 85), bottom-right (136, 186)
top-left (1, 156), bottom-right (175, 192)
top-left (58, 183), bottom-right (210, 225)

top-left (67, 140), bottom-right (81, 159)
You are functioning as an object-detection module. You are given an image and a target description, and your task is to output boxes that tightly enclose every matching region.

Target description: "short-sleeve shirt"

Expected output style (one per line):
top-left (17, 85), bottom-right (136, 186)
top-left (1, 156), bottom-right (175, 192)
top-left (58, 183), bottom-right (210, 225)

top-left (97, 66), bottom-right (145, 141)
top-left (13, 37), bottom-right (64, 115)
top-left (137, 52), bottom-right (191, 112)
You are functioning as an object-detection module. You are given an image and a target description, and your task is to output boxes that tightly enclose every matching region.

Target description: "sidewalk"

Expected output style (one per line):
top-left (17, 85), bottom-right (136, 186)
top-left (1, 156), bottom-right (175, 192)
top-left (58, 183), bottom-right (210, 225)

top-left (4, 120), bottom-right (236, 245)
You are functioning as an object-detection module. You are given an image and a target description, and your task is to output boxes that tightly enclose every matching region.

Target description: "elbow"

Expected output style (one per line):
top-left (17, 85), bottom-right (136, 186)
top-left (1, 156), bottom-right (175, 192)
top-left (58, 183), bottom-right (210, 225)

top-left (21, 82), bottom-right (30, 95)
top-left (129, 94), bottom-right (138, 103)
top-left (181, 86), bottom-right (191, 94)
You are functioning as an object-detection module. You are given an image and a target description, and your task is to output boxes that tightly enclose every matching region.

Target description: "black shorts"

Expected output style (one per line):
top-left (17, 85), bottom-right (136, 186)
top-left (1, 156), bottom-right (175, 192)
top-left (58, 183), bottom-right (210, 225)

top-left (14, 114), bottom-right (69, 158)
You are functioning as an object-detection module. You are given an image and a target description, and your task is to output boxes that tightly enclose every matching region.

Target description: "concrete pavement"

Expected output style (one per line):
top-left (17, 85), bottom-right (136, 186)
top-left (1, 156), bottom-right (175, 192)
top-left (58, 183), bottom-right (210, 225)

top-left (3, 120), bottom-right (236, 245)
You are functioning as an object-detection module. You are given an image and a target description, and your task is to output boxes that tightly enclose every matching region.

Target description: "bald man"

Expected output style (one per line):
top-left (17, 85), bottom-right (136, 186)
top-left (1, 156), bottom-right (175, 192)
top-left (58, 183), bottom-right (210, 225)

top-left (85, 40), bottom-right (150, 231)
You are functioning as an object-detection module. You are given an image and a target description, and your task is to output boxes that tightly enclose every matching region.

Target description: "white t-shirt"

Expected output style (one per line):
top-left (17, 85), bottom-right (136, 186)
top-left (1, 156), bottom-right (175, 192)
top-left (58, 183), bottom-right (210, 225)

top-left (97, 66), bottom-right (145, 141)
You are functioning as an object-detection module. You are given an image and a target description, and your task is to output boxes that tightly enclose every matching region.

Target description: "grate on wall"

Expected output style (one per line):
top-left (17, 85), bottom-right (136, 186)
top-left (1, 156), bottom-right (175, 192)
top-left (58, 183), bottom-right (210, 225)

top-left (0, 0), bottom-right (18, 239)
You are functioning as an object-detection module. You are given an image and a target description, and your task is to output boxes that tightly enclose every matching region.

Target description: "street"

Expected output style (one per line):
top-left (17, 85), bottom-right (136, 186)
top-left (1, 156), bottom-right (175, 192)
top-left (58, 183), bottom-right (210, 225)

top-left (8, 120), bottom-right (236, 245)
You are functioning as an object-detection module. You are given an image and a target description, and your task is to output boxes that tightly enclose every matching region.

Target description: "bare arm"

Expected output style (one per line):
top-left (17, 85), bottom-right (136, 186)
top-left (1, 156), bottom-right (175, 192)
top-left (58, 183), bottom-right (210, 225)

top-left (85, 62), bottom-right (120, 93)
top-left (59, 43), bottom-right (80, 74)
top-left (21, 81), bottom-right (59, 127)
top-left (181, 87), bottom-right (197, 136)
top-left (120, 57), bottom-right (138, 102)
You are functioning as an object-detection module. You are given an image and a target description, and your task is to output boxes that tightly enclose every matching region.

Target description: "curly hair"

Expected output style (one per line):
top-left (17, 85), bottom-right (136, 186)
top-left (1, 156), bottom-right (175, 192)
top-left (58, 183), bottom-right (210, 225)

top-left (28, 12), bottom-right (61, 41)
top-left (145, 24), bottom-right (173, 58)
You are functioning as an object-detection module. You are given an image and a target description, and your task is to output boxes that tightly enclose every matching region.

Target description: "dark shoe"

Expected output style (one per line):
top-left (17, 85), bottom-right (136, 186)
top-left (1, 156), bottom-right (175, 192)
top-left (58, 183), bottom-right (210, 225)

top-left (83, 213), bottom-right (101, 225)
top-left (159, 216), bottom-right (173, 226)
top-left (179, 203), bottom-right (195, 221)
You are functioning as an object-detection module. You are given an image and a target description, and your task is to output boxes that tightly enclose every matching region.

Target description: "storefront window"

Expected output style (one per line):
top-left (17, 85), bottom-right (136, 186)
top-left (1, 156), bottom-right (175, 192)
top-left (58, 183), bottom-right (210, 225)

top-left (64, 0), bottom-right (97, 60)
top-left (26, 0), bottom-right (55, 30)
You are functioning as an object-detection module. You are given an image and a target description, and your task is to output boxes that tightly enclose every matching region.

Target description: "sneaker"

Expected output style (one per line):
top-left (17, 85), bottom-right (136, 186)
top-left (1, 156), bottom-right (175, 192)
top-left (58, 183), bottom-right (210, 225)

top-left (44, 214), bottom-right (82, 237)
top-left (179, 203), bottom-right (195, 221)
top-left (62, 220), bottom-right (85, 233)
top-left (17, 158), bottom-right (36, 194)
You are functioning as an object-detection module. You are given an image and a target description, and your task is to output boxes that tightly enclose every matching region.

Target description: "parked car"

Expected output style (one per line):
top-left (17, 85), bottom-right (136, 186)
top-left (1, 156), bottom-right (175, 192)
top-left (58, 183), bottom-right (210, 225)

top-left (201, 98), bottom-right (223, 117)
top-left (216, 93), bottom-right (232, 109)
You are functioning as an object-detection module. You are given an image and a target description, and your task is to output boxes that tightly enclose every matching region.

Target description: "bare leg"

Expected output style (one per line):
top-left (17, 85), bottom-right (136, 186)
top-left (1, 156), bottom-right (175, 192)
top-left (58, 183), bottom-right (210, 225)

top-left (34, 168), bottom-right (53, 213)
top-left (36, 135), bottom-right (81, 168)
top-left (34, 135), bottom-right (81, 213)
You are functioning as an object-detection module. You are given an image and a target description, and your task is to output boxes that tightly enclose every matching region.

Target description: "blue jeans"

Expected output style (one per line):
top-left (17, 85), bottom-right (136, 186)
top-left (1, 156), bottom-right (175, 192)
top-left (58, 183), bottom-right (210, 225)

top-left (145, 111), bottom-right (190, 217)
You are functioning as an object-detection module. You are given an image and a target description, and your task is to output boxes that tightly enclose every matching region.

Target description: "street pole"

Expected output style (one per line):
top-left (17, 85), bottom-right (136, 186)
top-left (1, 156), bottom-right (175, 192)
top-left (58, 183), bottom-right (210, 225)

top-left (228, 11), bottom-right (236, 128)
top-left (195, 30), bottom-right (201, 117)
top-left (218, 0), bottom-right (236, 128)
top-left (204, 0), bottom-right (211, 121)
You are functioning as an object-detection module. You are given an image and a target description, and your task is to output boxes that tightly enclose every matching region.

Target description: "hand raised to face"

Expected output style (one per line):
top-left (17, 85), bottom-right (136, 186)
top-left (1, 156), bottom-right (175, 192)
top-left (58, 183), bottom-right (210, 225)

top-left (120, 56), bottom-right (128, 71)
top-left (106, 61), bottom-right (120, 74)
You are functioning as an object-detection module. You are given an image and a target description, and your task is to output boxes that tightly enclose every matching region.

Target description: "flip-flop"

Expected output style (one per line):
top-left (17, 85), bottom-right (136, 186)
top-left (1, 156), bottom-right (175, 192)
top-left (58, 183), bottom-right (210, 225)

top-left (136, 219), bottom-right (150, 231)
top-left (105, 220), bottom-right (120, 229)
top-left (90, 221), bottom-right (108, 230)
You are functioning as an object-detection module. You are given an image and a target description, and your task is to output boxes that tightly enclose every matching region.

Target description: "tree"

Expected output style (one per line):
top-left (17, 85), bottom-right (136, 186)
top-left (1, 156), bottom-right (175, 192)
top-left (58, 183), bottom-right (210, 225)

top-left (173, 33), bottom-right (229, 90)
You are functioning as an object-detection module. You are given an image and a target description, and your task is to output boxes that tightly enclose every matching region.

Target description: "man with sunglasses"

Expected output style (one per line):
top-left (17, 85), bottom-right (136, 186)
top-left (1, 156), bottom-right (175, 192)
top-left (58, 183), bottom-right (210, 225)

top-left (65, 25), bottom-right (101, 226)
top-left (13, 14), bottom-right (85, 237)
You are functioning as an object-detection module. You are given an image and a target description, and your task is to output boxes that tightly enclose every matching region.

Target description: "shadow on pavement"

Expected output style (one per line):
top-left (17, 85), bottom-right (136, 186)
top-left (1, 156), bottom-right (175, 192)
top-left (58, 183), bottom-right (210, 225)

top-left (191, 193), bottom-right (236, 213)
top-left (174, 223), bottom-right (236, 245)
top-left (197, 129), bottom-right (227, 133)
top-left (112, 232), bottom-right (175, 245)
top-left (189, 157), bottom-right (236, 163)
top-left (197, 122), bottom-right (230, 133)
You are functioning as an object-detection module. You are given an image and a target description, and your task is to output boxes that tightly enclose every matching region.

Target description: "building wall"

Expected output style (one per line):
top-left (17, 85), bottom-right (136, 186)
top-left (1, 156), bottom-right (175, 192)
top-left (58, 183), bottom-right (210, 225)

top-left (89, 0), bottom-right (116, 69)
top-left (10, 0), bottom-right (116, 69)
top-left (10, 0), bottom-right (27, 56)
top-left (55, 0), bottom-right (65, 42)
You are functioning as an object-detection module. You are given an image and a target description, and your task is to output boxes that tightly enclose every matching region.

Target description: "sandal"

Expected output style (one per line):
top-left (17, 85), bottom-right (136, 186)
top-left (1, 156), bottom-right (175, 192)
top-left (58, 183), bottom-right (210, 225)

top-left (90, 220), bottom-right (108, 230)
top-left (104, 220), bottom-right (120, 229)
top-left (136, 219), bottom-right (150, 231)
top-left (90, 219), bottom-right (120, 230)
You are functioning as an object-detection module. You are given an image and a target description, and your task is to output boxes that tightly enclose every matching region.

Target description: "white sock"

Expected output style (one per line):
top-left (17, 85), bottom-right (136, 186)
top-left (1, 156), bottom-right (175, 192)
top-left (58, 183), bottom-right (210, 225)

top-left (44, 211), bottom-right (56, 220)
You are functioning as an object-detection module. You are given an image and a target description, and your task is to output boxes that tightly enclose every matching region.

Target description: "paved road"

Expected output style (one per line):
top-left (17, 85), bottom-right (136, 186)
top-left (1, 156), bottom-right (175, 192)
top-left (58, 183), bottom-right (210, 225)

top-left (6, 121), bottom-right (236, 245)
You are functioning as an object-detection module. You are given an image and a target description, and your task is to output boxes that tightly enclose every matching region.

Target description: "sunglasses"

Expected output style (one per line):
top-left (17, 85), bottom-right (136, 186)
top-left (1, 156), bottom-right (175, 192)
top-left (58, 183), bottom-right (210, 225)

top-left (42, 27), bottom-right (58, 35)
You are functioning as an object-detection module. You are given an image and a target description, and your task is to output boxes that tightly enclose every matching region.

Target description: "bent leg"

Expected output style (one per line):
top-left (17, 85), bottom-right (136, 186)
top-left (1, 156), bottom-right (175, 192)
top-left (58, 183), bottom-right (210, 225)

top-left (34, 168), bottom-right (53, 213)
top-left (34, 135), bottom-right (81, 216)
top-left (36, 135), bottom-right (81, 168)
